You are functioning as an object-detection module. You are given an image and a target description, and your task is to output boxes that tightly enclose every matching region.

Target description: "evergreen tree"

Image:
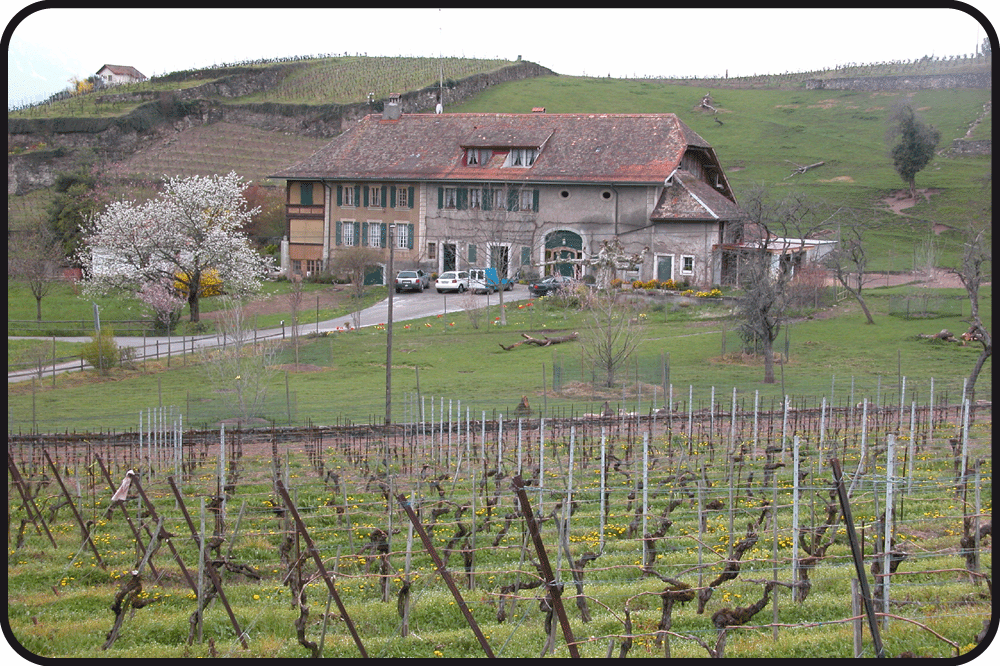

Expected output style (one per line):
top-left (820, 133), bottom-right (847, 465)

top-left (887, 104), bottom-right (940, 199)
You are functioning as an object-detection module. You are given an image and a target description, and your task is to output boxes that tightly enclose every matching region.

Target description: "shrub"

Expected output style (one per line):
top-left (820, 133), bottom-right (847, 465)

top-left (175, 269), bottom-right (223, 297)
top-left (79, 329), bottom-right (119, 374)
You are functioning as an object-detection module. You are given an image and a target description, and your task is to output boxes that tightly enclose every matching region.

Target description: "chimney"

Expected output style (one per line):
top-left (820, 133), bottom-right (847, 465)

top-left (383, 93), bottom-right (402, 120)
top-left (532, 107), bottom-right (545, 113)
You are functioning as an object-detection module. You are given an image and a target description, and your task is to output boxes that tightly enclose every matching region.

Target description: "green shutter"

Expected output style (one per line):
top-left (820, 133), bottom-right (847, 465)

top-left (361, 221), bottom-right (368, 246)
top-left (438, 187), bottom-right (444, 209)
top-left (407, 224), bottom-right (414, 250)
top-left (468, 243), bottom-right (477, 263)
top-left (532, 189), bottom-right (539, 212)
top-left (353, 222), bottom-right (361, 245)
top-left (390, 186), bottom-right (397, 208)
top-left (381, 186), bottom-right (387, 209)
top-left (482, 187), bottom-right (492, 211)
top-left (336, 185), bottom-right (343, 206)
top-left (380, 223), bottom-right (387, 248)
top-left (335, 221), bottom-right (342, 246)
top-left (300, 183), bottom-right (313, 205)
top-left (408, 186), bottom-right (415, 208)
top-left (354, 185), bottom-right (361, 207)
top-left (363, 186), bottom-right (369, 208)
top-left (521, 246), bottom-right (531, 266)
top-left (457, 187), bottom-right (468, 210)
top-left (508, 189), bottom-right (518, 211)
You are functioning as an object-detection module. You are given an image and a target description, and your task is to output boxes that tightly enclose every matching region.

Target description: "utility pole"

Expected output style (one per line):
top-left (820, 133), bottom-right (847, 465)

top-left (385, 224), bottom-right (396, 425)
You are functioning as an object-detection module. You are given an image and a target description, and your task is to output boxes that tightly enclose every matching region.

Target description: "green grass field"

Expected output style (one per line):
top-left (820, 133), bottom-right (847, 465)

top-left (7, 280), bottom-right (990, 434)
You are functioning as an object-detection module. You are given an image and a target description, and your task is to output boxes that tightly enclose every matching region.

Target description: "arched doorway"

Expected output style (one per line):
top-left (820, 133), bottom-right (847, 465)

top-left (544, 230), bottom-right (583, 277)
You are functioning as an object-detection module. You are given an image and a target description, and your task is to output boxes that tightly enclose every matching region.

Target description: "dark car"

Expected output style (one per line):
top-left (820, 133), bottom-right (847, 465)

top-left (528, 275), bottom-right (576, 297)
top-left (394, 269), bottom-right (430, 293)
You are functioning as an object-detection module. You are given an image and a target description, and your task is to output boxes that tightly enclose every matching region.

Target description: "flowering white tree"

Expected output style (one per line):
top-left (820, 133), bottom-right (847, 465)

top-left (77, 172), bottom-right (272, 322)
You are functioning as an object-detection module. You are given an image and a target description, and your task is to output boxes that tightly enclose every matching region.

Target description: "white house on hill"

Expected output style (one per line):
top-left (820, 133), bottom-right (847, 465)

top-left (95, 64), bottom-right (147, 87)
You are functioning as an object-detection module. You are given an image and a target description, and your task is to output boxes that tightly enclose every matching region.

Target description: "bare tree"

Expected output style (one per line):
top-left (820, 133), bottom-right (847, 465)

top-left (951, 223), bottom-right (992, 397)
top-left (733, 188), bottom-right (830, 384)
top-left (9, 226), bottom-right (63, 321)
top-left (286, 275), bottom-right (305, 365)
top-left (823, 217), bottom-right (876, 325)
top-left (440, 183), bottom-right (542, 325)
top-left (202, 296), bottom-right (278, 423)
top-left (330, 245), bottom-right (382, 329)
top-left (578, 289), bottom-right (645, 388)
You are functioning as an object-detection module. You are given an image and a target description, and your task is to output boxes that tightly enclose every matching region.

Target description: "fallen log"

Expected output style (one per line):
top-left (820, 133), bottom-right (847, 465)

top-left (784, 160), bottom-right (825, 179)
top-left (499, 332), bottom-right (578, 351)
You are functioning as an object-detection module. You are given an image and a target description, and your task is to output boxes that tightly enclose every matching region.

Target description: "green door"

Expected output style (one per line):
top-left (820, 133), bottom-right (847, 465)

top-left (657, 256), bottom-right (673, 282)
top-left (364, 265), bottom-right (384, 286)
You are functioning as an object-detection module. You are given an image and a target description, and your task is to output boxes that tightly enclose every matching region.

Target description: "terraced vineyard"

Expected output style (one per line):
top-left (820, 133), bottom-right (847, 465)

top-left (237, 56), bottom-right (518, 105)
top-left (115, 122), bottom-right (329, 184)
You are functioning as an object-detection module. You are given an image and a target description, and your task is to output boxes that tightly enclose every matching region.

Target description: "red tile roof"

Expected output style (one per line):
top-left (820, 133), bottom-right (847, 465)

top-left (650, 170), bottom-right (742, 221)
top-left (96, 64), bottom-right (146, 79)
top-left (272, 113), bottom-right (717, 185)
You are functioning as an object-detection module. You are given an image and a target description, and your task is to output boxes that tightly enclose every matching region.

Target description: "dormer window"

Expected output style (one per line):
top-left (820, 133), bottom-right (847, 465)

top-left (505, 148), bottom-right (538, 167)
top-left (466, 148), bottom-right (491, 166)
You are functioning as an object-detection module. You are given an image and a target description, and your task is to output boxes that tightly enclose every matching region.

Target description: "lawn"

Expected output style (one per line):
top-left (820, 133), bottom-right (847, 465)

top-left (7, 281), bottom-right (990, 434)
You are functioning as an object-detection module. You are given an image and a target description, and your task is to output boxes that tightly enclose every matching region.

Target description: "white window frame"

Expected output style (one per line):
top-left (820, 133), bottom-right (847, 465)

top-left (343, 185), bottom-right (356, 207)
top-left (368, 222), bottom-right (382, 248)
top-left (680, 255), bottom-right (695, 275)
top-left (396, 187), bottom-right (408, 208)
top-left (468, 188), bottom-right (482, 209)
top-left (519, 189), bottom-right (533, 211)
top-left (341, 221), bottom-right (355, 247)
top-left (492, 189), bottom-right (506, 211)
top-left (369, 186), bottom-right (382, 208)
top-left (443, 187), bottom-right (458, 209)
top-left (395, 224), bottom-right (408, 249)
top-left (505, 148), bottom-right (537, 167)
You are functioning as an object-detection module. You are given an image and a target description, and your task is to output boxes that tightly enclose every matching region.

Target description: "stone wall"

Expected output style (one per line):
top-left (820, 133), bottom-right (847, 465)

top-left (804, 72), bottom-right (991, 91)
top-left (7, 61), bottom-right (555, 194)
top-left (950, 139), bottom-right (991, 155)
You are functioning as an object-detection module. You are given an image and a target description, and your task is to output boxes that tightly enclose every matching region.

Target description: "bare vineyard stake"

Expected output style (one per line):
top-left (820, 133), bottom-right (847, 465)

top-left (511, 475), bottom-right (580, 658)
top-left (43, 449), bottom-right (105, 569)
top-left (395, 493), bottom-right (495, 657)
top-left (7, 452), bottom-right (58, 548)
top-left (276, 479), bottom-right (368, 658)
top-left (94, 454), bottom-right (157, 578)
top-left (167, 477), bottom-right (249, 649)
top-left (830, 458), bottom-right (885, 659)
top-left (131, 476), bottom-right (197, 594)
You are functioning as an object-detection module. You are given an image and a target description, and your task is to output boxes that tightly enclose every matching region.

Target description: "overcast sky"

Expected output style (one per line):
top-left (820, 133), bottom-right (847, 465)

top-left (5, 5), bottom-right (996, 107)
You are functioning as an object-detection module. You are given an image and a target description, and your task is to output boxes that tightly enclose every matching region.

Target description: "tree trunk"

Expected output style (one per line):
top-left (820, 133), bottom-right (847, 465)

top-left (188, 290), bottom-right (200, 323)
top-left (762, 337), bottom-right (776, 384)
top-left (853, 293), bottom-right (875, 325)
top-left (35, 296), bottom-right (43, 322)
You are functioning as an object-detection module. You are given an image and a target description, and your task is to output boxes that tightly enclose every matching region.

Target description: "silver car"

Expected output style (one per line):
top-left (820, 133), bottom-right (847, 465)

top-left (395, 269), bottom-right (430, 293)
top-left (435, 270), bottom-right (470, 293)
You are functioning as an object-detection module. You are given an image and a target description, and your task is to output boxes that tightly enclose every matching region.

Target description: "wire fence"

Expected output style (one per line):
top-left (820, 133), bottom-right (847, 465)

top-left (8, 395), bottom-right (991, 657)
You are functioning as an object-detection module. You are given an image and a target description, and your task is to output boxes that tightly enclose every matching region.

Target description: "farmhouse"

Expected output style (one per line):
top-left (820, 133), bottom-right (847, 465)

top-left (95, 64), bottom-right (147, 87)
top-left (271, 97), bottom-right (744, 286)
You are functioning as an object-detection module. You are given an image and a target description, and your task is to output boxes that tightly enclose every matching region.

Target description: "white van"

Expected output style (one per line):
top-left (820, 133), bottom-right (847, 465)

top-left (468, 267), bottom-right (513, 294)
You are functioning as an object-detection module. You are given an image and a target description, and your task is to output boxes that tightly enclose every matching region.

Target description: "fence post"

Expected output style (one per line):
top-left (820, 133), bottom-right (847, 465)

top-left (831, 458), bottom-right (885, 658)
top-left (275, 480), bottom-right (367, 657)
top-left (396, 493), bottom-right (494, 657)
top-left (511, 475), bottom-right (581, 658)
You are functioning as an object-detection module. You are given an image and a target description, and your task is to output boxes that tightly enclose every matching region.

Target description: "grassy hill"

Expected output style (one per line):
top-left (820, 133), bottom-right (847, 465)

top-left (7, 55), bottom-right (992, 270)
top-left (448, 75), bottom-right (991, 270)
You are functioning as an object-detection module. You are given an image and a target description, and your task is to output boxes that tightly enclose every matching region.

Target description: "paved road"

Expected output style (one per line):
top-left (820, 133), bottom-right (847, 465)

top-left (8, 285), bottom-right (532, 384)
